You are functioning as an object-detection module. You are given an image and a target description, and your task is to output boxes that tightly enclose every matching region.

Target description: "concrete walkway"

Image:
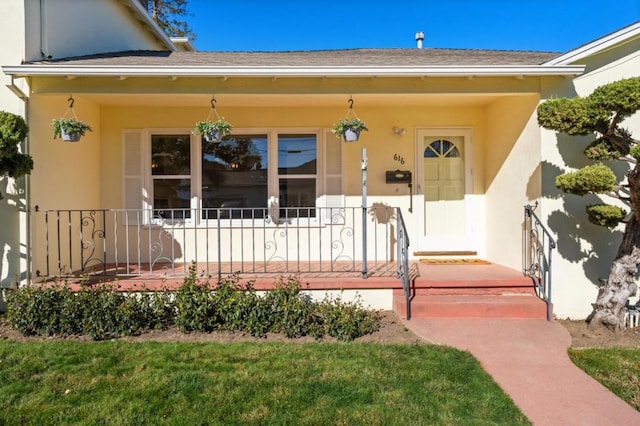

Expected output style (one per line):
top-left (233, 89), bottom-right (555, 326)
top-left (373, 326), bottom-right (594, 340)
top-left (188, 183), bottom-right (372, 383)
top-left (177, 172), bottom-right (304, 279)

top-left (402, 318), bottom-right (640, 425)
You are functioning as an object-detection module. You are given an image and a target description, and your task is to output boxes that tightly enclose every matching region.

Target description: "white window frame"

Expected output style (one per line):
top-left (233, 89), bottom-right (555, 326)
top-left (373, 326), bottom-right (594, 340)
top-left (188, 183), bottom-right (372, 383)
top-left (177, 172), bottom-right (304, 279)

top-left (143, 127), bottom-right (325, 226)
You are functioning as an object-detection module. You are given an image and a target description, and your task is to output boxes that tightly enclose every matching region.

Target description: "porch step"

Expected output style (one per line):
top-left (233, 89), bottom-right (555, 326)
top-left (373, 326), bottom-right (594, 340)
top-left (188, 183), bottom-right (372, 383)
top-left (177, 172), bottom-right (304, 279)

top-left (393, 293), bottom-right (548, 320)
top-left (393, 261), bottom-right (548, 320)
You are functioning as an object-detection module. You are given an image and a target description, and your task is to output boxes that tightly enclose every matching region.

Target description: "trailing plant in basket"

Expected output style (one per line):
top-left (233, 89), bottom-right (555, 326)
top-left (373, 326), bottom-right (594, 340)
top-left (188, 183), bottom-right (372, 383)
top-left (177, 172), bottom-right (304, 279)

top-left (193, 119), bottom-right (232, 141)
top-left (52, 118), bottom-right (92, 139)
top-left (331, 118), bottom-right (368, 139)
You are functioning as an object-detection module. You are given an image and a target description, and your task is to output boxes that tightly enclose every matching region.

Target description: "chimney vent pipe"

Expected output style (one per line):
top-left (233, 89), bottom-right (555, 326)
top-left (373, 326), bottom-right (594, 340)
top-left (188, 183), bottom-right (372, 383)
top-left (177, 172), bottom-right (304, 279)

top-left (415, 31), bottom-right (424, 49)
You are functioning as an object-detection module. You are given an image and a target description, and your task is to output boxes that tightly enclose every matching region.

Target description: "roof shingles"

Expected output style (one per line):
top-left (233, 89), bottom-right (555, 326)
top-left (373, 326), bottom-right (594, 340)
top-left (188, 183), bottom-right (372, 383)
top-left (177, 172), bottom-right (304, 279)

top-left (32, 48), bottom-right (561, 67)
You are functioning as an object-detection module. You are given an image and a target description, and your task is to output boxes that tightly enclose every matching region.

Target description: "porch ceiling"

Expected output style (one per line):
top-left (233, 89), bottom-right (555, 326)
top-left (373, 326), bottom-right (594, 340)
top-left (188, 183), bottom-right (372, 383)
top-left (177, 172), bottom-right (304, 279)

top-left (48, 93), bottom-right (507, 108)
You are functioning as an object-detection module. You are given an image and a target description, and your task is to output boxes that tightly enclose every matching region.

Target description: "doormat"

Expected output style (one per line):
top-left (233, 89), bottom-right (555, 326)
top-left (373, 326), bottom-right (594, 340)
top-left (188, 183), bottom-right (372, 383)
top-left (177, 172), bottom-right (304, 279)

top-left (420, 258), bottom-right (491, 265)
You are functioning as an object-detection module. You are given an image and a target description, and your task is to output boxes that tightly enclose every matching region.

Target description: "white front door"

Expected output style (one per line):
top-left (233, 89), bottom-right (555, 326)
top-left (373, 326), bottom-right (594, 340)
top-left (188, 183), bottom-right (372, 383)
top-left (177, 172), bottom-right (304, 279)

top-left (415, 128), bottom-right (474, 252)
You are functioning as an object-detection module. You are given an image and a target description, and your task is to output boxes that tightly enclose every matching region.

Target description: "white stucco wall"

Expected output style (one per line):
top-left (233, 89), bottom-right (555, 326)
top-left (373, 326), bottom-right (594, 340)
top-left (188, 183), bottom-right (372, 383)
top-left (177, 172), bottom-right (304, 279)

top-left (0, 0), bottom-right (28, 289)
top-left (25, 0), bottom-right (167, 62)
top-left (484, 94), bottom-right (541, 270)
top-left (0, 0), bottom-right (169, 290)
top-left (541, 37), bottom-right (640, 319)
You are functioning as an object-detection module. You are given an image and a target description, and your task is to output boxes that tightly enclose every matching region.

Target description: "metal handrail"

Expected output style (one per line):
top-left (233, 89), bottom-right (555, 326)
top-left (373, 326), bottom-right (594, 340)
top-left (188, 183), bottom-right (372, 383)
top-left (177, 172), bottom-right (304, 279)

top-left (523, 203), bottom-right (557, 321)
top-left (34, 206), bottom-right (402, 280)
top-left (396, 208), bottom-right (411, 320)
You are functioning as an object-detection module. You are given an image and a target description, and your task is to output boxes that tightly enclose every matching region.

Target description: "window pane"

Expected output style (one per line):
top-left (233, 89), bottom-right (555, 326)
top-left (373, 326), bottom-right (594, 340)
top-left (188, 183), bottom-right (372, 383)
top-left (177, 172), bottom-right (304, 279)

top-left (202, 135), bottom-right (268, 219)
top-left (279, 178), bottom-right (316, 218)
top-left (151, 135), bottom-right (190, 175)
top-left (278, 134), bottom-right (317, 175)
top-left (153, 178), bottom-right (191, 219)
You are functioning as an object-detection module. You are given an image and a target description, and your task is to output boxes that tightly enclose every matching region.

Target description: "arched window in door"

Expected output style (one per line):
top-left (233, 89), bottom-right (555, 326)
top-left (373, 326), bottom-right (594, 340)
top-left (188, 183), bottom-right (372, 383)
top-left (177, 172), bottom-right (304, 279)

top-left (424, 139), bottom-right (460, 158)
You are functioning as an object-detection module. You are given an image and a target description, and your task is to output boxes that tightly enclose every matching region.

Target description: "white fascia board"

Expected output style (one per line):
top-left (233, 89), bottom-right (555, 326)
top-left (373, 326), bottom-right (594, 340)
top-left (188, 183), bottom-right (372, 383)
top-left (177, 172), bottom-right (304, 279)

top-left (1, 65), bottom-right (585, 78)
top-left (123, 0), bottom-right (177, 51)
top-left (544, 21), bottom-right (640, 65)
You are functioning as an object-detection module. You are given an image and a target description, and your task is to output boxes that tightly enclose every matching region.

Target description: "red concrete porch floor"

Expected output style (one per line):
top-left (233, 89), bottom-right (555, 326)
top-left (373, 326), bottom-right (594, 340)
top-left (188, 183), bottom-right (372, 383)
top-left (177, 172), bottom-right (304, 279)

top-left (62, 259), bottom-right (528, 290)
top-left (402, 318), bottom-right (640, 425)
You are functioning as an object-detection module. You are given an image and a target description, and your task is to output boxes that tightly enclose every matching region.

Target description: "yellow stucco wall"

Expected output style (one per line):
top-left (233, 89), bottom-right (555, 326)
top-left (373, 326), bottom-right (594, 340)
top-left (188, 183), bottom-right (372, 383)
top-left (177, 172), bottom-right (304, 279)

top-left (98, 104), bottom-right (490, 206)
top-left (24, 79), bottom-right (543, 277)
top-left (484, 94), bottom-right (541, 269)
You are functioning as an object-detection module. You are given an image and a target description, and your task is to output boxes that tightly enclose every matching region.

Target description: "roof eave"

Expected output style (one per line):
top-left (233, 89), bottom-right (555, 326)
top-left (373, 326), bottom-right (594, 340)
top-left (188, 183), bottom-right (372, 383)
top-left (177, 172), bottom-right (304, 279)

top-left (1, 65), bottom-right (585, 78)
top-left (543, 21), bottom-right (640, 65)
top-left (121, 0), bottom-right (177, 52)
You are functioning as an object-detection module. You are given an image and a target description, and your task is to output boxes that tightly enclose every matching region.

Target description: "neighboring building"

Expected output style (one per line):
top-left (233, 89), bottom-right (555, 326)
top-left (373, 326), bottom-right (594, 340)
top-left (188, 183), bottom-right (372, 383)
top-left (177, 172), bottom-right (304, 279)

top-left (1, 0), bottom-right (638, 319)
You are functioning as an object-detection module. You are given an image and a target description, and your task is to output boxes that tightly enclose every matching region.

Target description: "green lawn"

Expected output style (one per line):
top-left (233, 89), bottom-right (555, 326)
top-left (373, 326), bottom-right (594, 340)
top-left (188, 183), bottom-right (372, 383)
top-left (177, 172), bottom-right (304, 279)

top-left (569, 347), bottom-right (640, 411)
top-left (0, 341), bottom-right (530, 425)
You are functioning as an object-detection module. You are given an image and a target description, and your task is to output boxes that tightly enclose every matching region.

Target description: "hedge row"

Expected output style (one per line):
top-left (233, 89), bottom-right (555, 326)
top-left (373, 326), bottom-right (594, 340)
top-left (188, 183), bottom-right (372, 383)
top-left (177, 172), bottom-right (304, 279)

top-left (5, 265), bottom-right (381, 341)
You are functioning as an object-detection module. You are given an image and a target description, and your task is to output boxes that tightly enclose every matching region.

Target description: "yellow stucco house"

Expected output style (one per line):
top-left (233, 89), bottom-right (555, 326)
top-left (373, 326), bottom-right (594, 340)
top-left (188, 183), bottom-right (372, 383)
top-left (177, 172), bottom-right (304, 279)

top-left (1, 0), bottom-right (639, 320)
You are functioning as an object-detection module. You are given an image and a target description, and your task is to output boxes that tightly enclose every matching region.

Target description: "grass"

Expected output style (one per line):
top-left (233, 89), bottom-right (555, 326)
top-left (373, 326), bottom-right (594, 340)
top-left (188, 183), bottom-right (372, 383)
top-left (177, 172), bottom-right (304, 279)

top-left (568, 347), bottom-right (640, 411)
top-left (0, 341), bottom-right (530, 425)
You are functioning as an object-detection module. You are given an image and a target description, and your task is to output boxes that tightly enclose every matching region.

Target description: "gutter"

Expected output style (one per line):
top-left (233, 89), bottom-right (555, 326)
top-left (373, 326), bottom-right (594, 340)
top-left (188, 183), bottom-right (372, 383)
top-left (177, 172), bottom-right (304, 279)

top-left (6, 76), bottom-right (28, 101)
top-left (544, 21), bottom-right (640, 65)
top-left (2, 65), bottom-right (586, 78)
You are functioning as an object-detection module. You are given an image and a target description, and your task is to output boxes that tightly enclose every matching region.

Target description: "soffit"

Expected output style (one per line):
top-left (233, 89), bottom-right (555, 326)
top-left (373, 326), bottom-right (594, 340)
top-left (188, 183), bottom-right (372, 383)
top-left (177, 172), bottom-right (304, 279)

top-left (68, 93), bottom-right (516, 108)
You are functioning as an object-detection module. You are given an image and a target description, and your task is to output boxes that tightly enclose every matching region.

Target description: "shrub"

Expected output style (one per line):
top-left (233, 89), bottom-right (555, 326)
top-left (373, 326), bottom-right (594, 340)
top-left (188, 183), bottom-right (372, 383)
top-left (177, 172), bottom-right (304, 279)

top-left (6, 282), bottom-right (69, 336)
top-left (6, 268), bottom-right (382, 341)
top-left (6, 280), bottom-right (175, 340)
top-left (316, 294), bottom-right (382, 341)
top-left (263, 276), bottom-right (321, 338)
top-left (173, 264), bottom-right (219, 332)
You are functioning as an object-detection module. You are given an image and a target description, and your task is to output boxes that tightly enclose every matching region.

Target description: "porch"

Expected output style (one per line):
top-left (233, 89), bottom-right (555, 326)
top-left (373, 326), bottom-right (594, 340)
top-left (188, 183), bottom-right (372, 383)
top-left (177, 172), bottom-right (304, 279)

top-left (30, 204), bottom-right (553, 320)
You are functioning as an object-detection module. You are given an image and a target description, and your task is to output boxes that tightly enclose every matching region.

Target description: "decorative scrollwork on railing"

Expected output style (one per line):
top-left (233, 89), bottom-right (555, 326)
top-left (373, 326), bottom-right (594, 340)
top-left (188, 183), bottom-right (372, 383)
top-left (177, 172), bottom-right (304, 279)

top-left (526, 227), bottom-right (545, 279)
top-left (332, 225), bottom-right (354, 264)
top-left (265, 227), bottom-right (288, 271)
top-left (329, 207), bottom-right (346, 225)
top-left (150, 227), bottom-right (175, 272)
top-left (524, 204), bottom-right (556, 321)
top-left (80, 210), bottom-right (106, 272)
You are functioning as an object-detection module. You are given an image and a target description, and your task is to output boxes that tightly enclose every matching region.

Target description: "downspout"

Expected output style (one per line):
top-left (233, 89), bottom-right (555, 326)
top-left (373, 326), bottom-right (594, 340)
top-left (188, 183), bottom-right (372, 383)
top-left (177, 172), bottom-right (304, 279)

top-left (5, 76), bottom-right (32, 285)
top-left (39, 0), bottom-right (50, 60)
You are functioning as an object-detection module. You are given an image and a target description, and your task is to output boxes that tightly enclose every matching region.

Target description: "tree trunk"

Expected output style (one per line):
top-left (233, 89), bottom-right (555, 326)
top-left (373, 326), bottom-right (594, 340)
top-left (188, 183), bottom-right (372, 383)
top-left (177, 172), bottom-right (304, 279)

top-left (589, 167), bottom-right (640, 330)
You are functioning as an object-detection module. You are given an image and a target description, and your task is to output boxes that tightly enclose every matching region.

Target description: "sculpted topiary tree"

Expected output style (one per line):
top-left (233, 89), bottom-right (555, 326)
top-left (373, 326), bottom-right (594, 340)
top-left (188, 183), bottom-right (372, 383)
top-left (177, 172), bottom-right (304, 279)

top-left (0, 111), bottom-right (33, 201)
top-left (538, 77), bottom-right (640, 330)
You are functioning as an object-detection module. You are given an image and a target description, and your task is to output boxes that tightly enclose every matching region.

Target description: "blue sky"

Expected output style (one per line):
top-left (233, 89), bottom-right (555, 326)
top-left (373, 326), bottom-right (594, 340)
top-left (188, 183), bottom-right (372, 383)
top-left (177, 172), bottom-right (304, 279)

top-left (188, 0), bottom-right (640, 53)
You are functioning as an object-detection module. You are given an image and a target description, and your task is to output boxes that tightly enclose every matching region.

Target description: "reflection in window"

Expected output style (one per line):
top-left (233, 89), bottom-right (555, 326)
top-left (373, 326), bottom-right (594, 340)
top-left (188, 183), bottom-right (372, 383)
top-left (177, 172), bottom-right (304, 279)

top-left (152, 135), bottom-right (191, 218)
top-left (278, 135), bottom-right (317, 218)
top-left (424, 139), bottom-right (460, 158)
top-left (202, 135), bottom-right (268, 219)
top-left (149, 132), bottom-right (320, 220)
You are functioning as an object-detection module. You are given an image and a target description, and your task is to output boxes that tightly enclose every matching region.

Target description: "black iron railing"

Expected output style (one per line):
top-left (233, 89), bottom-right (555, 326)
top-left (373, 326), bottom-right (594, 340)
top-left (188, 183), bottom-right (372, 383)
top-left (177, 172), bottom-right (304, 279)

top-left (34, 206), bottom-right (403, 280)
top-left (523, 203), bottom-right (556, 321)
top-left (396, 208), bottom-right (411, 320)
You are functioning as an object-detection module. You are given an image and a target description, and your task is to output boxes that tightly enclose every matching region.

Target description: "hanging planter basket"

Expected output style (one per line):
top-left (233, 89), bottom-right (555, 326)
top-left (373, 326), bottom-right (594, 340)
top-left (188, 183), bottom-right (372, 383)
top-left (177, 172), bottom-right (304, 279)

top-left (193, 97), bottom-right (232, 143)
top-left (52, 96), bottom-right (92, 142)
top-left (61, 128), bottom-right (82, 142)
top-left (331, 97), bottom-right (368, 143)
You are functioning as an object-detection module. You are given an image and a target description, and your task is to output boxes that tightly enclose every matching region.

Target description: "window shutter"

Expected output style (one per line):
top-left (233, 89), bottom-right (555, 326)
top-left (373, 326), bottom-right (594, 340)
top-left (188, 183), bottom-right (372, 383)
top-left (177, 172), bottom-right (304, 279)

top-left (122, 130), bottom-right (143, 222)
top-left (322, 130), bottom-right (344, 220)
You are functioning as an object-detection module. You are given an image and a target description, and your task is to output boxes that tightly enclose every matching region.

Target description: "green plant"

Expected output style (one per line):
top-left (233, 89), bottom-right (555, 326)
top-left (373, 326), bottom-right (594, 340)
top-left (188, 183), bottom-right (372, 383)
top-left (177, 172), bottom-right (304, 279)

top-left (0, 342), bottom-right (529, 425)
top-left (193, 119), bottom-right (232, 140)
top-left (5, 280), bottom-right (175, 340)
top-left (5, 267), bottom-right (382, 341)
top-left (263, 275), bottom-right (320, 338)
top-left (0, 111), bottom-right (33, 200)
top-left (331, 117), bottom-right (368, 139)
top-left (316, 294), bottom-right (382, 341)
top-left (52, 117), bottom-right (92, 139)
top-left (173, 263), bottom-right (219, 332)
top-left (538, 77), bottom-right (640, 330)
